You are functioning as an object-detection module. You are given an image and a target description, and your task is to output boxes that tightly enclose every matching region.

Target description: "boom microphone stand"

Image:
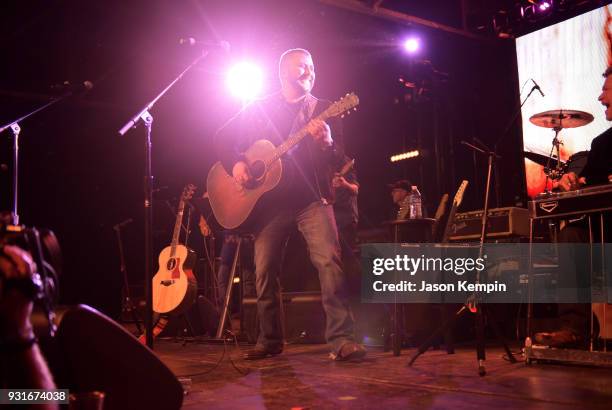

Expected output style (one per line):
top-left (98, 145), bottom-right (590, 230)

top-left (409, 82), bottom-right (541, 374)
top-left (0, 91), bottom-right (77, 225)
top-left (408, 139), bottom-right (516, 376)
top-left (118, 51), bottom-right (208, 348)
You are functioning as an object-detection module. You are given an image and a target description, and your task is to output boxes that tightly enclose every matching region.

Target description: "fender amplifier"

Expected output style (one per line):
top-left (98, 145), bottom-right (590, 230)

top-left (449, 207), bottom-right (529, 241)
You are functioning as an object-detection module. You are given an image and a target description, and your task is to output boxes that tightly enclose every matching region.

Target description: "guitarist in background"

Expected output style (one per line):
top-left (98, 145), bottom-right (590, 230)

top-left (332, 156), bottom-right (359, 254)
top-left (215, 48), bottom-right (365, 361)
top-left (332, 156), bottom-right (360, 298)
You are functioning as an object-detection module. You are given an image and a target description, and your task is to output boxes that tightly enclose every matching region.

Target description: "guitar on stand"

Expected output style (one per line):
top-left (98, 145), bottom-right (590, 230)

top-left (207, 93), bottom-right (360, 229)
top-left (141, 184), bottom-right (198, 344)
top-left (441, 180), bottom-right (469, 243)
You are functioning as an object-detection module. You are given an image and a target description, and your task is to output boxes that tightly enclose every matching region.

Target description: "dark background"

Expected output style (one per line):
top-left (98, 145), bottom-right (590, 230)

top-left (0, 0), bottom-right (525, 318)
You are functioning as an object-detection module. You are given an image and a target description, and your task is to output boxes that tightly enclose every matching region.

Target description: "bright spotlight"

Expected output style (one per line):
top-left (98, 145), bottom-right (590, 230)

top-left (226, 61), bottom-right (263, 101)
top-left (403, 37), bottom-right (420, 54)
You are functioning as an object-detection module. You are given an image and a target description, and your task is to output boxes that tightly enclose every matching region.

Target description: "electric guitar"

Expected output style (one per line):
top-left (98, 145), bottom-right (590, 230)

top-left (152, 184), bottom-right (198, 314)
top-left (207, 93), bottom-right (360, 229)
top-left (441, 180), bottom-right (469, 243)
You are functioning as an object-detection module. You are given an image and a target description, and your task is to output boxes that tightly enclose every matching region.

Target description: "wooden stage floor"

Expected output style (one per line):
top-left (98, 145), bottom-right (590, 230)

top-left (152, 340), bottom-right (612, 409)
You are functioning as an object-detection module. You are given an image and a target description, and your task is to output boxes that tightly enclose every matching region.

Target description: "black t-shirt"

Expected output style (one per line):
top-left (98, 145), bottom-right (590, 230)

top-left (580, 127), bottom-right (612, 185)
top-left (215, 93), bottom-right (344, 214)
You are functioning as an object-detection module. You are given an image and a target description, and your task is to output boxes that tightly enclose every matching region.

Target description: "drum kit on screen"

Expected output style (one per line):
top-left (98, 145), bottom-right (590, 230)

top-left (523, 109), bottom-right (594, 190)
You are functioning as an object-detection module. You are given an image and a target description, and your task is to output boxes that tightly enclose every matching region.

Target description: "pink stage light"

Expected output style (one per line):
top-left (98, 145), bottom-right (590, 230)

top-left (403, 37), bottom-right (420, 54)
top-left (226, 61), bottom-right (263, 101)
top-left (538, 2), bottom-right (551, 11)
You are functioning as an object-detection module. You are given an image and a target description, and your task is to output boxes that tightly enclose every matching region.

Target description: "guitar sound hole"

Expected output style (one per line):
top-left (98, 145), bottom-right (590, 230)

top-left (166, 258), bottom-right (176, 270)
top-left (250, 160), bottom-right (265, 180)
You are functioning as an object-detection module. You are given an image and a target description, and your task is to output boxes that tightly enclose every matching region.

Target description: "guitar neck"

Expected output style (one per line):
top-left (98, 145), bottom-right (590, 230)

top-left (170, 199), bottom-right (186, 256)
top-left (441, 181), bottom-right (468, 243)
top-left (265, 111), bottom-right (330, 167)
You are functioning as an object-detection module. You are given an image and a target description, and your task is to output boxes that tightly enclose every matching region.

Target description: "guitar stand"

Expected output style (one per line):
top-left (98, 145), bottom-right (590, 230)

top-left (114, 221), bottom-right (143, 334)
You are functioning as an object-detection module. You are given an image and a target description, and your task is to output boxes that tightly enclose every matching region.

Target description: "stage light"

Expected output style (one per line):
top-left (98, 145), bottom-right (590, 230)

top-left (390, 149), bottom-right (420, 163)
top-left (528, 0), bottom-right (553, 13)
top-left (226, 61), bottom-right (263, 101)
top-left (538, 1), bottom-right (551, 11)
top-left (403, 37), bottom-right (420, 54)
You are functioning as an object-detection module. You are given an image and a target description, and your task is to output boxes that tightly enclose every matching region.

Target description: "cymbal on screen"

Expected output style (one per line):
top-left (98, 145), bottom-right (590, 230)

top-left (529, 109), bottom-right (594, 129)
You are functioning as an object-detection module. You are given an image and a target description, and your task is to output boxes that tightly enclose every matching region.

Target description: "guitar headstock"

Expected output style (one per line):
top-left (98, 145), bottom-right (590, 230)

top-left (181, 183), bottom-right (196, 201)
top-left (322, 92), bottom-right (360, 120)
top-left (339, 158), bottom-right (355, 177)
top-left (453, 180), bottom-right (469, 207)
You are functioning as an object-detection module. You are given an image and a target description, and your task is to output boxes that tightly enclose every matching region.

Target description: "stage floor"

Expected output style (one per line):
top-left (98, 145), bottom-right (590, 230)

top-left (152, 340), bottom-right (612, 409)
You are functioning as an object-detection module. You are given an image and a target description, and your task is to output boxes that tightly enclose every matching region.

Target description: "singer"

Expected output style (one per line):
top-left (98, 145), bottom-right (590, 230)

top-left (214, 48), bottom-right (366, 362)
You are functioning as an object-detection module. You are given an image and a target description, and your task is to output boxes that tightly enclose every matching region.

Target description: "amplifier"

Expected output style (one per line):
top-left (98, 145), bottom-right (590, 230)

top-left (449, 207), bottom-right (529, 241)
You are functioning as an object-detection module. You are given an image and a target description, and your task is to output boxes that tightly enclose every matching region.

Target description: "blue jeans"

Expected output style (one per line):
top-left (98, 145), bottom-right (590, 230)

top-left (254, 201), bottom-right (355, 353)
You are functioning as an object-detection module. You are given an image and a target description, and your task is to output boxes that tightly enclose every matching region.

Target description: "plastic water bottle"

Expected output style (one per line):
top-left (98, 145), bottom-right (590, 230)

top-left (409, 186), bottom-right (422, 219)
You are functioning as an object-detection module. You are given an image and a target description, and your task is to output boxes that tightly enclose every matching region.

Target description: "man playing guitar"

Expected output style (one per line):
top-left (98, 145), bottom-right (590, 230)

top-left (214, 48), bottom-right (365, 361)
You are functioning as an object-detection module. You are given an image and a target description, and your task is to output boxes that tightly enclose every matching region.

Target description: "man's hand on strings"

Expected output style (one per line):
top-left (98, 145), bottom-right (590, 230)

top-left (307, 119), bottom-right (332, 148)
top-left (232, 161), bottom-right (251, 186)
top-left (557, 172), bottom-right (586, 191)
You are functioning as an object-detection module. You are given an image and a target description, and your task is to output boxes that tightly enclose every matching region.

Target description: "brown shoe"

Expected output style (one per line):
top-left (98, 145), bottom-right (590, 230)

top-left (534, 330), bottom-right (581, 348)
top-left (332, 342), bottom-right (367, 361)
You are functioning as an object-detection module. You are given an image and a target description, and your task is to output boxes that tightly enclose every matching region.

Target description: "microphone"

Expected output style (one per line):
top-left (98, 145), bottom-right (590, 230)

top-left (50, 80), bottom-right (94, 94)
top-left (531, 79), bottom-right (545, 97)
top-left (179, 37), bottom-right (231, 52)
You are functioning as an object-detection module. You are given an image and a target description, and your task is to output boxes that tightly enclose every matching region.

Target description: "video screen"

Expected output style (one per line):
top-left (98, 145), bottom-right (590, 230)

top-left (516, 5), bottom-right (612, 196)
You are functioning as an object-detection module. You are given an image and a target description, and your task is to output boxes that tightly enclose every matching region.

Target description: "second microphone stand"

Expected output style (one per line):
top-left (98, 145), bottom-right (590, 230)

top-left (118, 51), bottom-right (208, 348)
top-left (0, 91), bottom-right (76, 225)
top-left (408, 140), bottom-right (517, 376)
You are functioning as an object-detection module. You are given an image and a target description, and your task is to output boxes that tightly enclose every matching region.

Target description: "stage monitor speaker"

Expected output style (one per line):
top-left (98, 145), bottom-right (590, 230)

top-left (55, 304), bottom-right (183, 410)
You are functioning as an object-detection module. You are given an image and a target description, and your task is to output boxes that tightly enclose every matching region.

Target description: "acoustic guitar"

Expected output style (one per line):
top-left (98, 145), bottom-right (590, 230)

top-left (152, 184), bottom-right (198, 314)
top-left (207, 93), bottom-right (360, 229)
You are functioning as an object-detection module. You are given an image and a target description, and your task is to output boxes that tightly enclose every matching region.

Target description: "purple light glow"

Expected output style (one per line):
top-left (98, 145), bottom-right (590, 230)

top-left (226, 61), bottom-right (263, 101)
top-left (403, 37), bottom-right (420, 54)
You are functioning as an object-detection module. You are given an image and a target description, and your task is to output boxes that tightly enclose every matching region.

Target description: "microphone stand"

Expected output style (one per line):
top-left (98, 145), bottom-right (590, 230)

top-left (0, 92), bottom-right (74, 225)
top-left (118, 51), bottom-right (208, 349)
top-left (408, 140), bottom-right (516, 376)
